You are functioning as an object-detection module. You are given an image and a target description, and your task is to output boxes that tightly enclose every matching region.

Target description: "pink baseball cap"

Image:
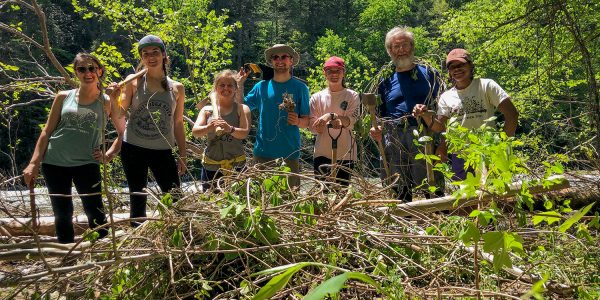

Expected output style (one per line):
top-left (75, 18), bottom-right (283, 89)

top-left (323, 56), bottom-right (345, 70)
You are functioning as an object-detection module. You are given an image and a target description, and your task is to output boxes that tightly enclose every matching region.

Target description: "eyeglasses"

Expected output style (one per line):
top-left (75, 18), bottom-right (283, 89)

top-left (271, 55), bottom-right (291, 61)
top-left (391, 42), bottom-right (412, 51)
top-left (76, 66), bottom-right (98, 73)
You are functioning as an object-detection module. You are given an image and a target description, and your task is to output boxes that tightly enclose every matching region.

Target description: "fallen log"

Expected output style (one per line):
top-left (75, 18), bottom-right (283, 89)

top-left (351, 175), bottom-right (570, 216)
top-left (0, 213), bottom-right (134, 237)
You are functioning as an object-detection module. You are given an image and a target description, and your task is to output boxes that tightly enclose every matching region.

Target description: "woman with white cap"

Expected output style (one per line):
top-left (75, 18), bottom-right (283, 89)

top-left (309, 56), bottom-right (360, 186)
top-left (110, 35), bottom-right (187, 225)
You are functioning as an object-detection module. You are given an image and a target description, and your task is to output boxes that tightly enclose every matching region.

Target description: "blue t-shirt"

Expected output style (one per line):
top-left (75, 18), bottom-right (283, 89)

top-left (378, 64), bottom-right (440, 121)
top-left (244, 77), bottom-right (310, 159)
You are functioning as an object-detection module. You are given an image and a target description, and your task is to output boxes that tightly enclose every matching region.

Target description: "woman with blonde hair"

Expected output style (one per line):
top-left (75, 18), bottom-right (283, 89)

top-left (192, 69), bottom-right (251, 191)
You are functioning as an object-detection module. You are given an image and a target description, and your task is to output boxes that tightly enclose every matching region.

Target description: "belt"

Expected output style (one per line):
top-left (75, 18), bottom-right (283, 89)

top-left (202, 154), bottom-right (246, 174)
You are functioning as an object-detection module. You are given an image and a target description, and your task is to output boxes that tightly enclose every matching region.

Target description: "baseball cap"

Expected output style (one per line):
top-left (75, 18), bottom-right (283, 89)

top-left (323, 56), bottom-right (345, 70)
top-left (446, 48), bottom-right (471, 67)
top-left (138, 35), bottom-right (166, 53)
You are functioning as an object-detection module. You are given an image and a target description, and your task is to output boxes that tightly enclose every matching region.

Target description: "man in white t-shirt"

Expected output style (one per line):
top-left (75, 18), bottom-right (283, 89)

top-left (414, 48), bottom-right (518, 179)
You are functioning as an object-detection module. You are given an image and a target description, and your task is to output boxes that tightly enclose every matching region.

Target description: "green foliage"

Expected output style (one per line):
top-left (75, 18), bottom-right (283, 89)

top-left (521, 273), bottom-right (549, 300)
top-left (444, 118), bottom-right (528, 199)
top-left (303, 272), bottom-right (382, 300)
top-left (438, 0), bottom-right (600, 156)
top-left (559, 203), bottom-right (595, 233)
top-left (251, 262), bottom-right (387, 300)
top-left (357, 0), bottom-right (413, 61)
top-left (306, 29), bottom-right (377, 93)
top-left (71, 0), bottom-right (239, 102)
top-left (482, 231), bottom-right (524, 271)
top-left (92, 42), bottom-right (132, 83)
top-left (252, 262), bottom-right (313, 300)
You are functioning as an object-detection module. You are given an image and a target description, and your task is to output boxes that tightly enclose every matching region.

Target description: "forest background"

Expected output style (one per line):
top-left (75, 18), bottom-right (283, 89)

top-left (0, 0), bottom-right (599, 178)
top-left (1, 0), bottom-right (600, 298)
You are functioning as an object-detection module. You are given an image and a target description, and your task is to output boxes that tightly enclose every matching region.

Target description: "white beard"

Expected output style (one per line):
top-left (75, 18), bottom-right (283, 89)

top-left (393, 55), bottom-right (414, 69)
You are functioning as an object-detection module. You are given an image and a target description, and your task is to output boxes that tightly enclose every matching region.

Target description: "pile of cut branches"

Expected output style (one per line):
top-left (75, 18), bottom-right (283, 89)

top-left (1, 163), bottom-right (599, 299)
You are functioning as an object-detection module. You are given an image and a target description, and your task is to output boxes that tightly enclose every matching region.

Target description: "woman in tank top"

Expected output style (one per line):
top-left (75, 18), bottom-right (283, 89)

top-left (109, 35), bottom-right (187, 226)
top-left (192, 70), bottom-right (251, 191)
top-left (22, 53), bottom-right (121, 243)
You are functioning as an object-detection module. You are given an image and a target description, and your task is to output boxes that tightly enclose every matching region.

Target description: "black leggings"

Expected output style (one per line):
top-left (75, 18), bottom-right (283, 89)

top-left (200, 166), bottom-right (244, 191)
top-left (313, 156), bottom-right (354, 187)
top-left (121, 142), bottom-right (180, 226)
top-left (41, 163), bottom-right (107, 243)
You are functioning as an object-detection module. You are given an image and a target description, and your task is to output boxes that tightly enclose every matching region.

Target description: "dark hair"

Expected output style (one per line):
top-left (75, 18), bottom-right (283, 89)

top-left (73, 52), bottom-right (105, 90)
top-left (136, 46), bottom-right (170, 91)
top-left (448, 62), bottom-right (475, 85)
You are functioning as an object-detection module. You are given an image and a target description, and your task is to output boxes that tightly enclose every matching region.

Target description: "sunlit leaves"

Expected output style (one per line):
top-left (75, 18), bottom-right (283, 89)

top-left (71, 0), bottom-right (239, 102)
top-left (482, 231), bottom-right (524, 271)
top-left (559, 203), bottom-right (595, 233)
top-left (532, 211), bottom-right (562, 225)
top-left (251, 262), bottom-right (386, 300)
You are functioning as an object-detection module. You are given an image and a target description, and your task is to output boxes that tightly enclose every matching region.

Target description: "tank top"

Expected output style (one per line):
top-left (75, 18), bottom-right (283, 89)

top-left (203, 104), bottom-right (245, 171)
top-left (124, 75), bottom-right (176, 150)
top-left (43, 89), bottom-right (105, 167)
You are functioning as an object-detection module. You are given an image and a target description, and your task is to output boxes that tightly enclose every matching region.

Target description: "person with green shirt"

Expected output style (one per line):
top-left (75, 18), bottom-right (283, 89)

top-left (23, 53), bottom-right (122, 243)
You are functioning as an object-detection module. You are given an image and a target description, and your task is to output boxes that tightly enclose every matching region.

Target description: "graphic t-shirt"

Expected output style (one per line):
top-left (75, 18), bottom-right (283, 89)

top-left (437, 78), bottom-right (509, 129)
top-left (309, 88), bottom-right (360, 161)
top-left (124, 76), bottom-right (176, 150)
top-left (44, 89), bottom-right (106, 166)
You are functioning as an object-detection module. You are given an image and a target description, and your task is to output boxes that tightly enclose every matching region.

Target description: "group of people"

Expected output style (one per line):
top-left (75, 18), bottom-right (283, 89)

top-left (22, 26), bottom-right (518, 243)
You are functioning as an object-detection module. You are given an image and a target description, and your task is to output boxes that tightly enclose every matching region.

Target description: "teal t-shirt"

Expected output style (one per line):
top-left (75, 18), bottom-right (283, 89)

top-left (244, 77), bottom-right (310, 159)
top-left (43, 89), bottom-right (106, 166)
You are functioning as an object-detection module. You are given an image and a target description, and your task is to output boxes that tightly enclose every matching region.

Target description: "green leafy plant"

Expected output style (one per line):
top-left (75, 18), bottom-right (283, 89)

top-left (251, 262), bottom-right (389, 300)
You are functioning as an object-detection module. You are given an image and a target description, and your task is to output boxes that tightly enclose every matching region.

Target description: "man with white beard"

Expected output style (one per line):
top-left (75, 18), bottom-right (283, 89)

top-left (370, 26), bottom-right (442, 202)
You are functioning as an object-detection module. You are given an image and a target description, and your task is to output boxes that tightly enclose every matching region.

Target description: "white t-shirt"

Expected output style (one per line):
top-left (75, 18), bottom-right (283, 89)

top-left (309, 88), bottom-right (360, 161)
top-left (437, 78), bottom-right (509, 129)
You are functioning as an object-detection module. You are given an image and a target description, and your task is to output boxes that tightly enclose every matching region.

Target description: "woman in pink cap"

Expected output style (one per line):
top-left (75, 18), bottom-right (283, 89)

top-left (309, 56), bottom-right (360, 187)
top-left (414, 48), bottom-right (518, 180)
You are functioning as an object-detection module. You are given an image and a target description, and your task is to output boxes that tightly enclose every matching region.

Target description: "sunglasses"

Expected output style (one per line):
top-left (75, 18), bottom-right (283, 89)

top-left (76, 66), bottom-right (98, 73)
top-left (271, 55), bottom-right (291, 61)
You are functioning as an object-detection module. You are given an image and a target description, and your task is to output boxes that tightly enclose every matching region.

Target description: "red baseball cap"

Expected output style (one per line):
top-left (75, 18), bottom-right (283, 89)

top-left (446, 48), bottom-right (472, 67)
top-left (323, 56), bottom-right (345, 70)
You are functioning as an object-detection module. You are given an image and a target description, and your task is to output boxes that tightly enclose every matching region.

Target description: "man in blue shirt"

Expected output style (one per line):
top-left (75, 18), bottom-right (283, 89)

top-left (370, 26), bottom-right (442, 201)
top-left (240, 44), bottom-right (310, 188)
